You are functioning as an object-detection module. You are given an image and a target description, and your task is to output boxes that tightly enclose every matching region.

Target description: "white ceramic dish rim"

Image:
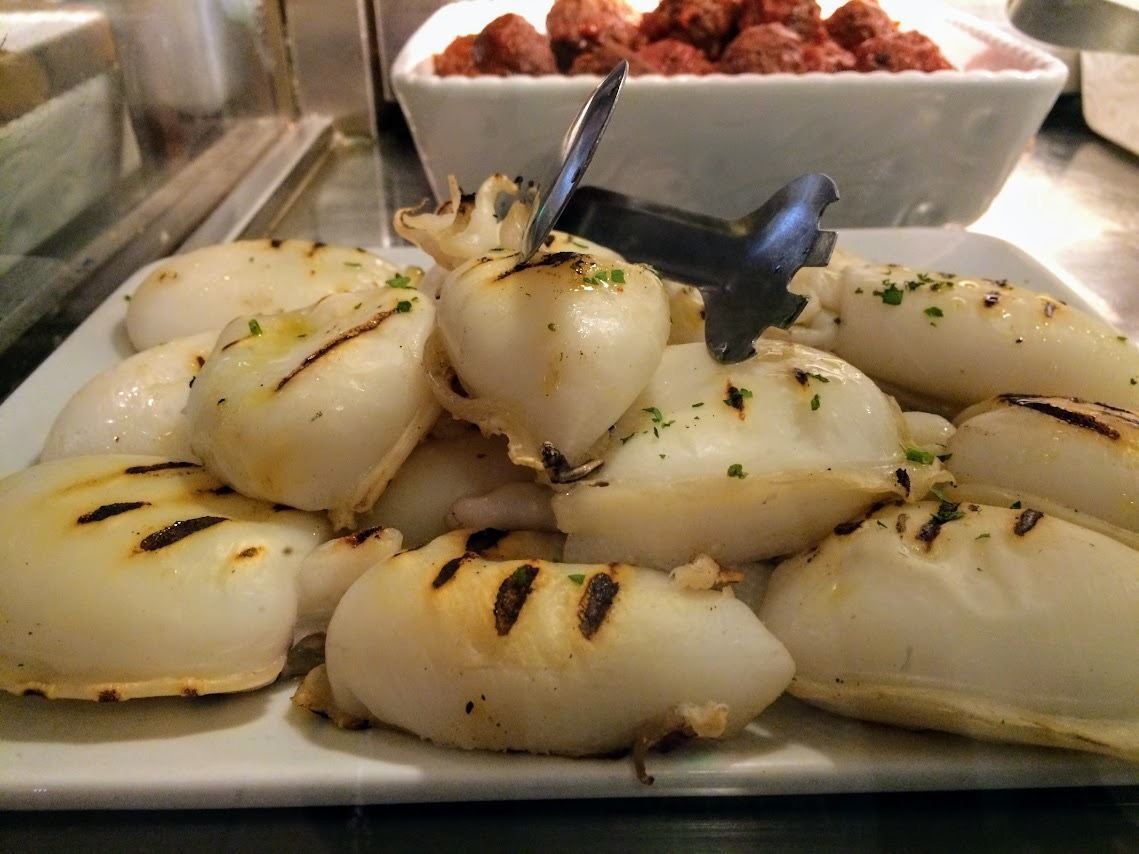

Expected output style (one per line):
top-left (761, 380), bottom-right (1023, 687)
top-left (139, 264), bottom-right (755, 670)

top-left (392, 0), bottom-right (1069, 88)
top-left (1, 229), bottom-right (1136, 810)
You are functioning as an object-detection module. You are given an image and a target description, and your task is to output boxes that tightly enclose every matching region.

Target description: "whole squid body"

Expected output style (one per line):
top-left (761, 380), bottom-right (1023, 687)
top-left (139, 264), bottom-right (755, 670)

top-left (552, 340), bottom-right (948, 569)
top-left (760, 500), bottom-right (1139, 762)
top-left (186, 287), bottom-right (440, 528)
top-left (786, 258), bottom-right (1139, 414)
top-left (294, 529), bottom-right (794, 765)
top-left (0, 455), bottom-right (354, 700)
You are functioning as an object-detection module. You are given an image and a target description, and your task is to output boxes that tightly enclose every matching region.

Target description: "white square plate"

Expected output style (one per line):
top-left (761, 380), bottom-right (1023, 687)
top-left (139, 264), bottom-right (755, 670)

top-left (1, 230), bottom-right (1135, 809)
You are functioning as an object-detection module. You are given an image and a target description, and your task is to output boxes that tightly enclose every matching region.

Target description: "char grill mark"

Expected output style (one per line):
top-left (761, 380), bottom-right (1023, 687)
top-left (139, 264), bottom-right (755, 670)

top-left (98, 689), bottom-right (120, 702)
top-left (466, 528), bottom-right (507, 553)
top-left (894, 467), bottom-right (911, 496)
top-left (347, 525), bottom-right (384, 546)
top-left (494, 565), bottom-right (539, 636)
top-left (432, 554), bottom-right (469, 589)
top-left (983, 292), bottom-right (1000, 307)
top-left (139, 516), bottom-right (227, 551)
top-left (578, 572), bottom-right (619, 639)
top-left (495, 250), bottom-right (577, 280)
top-left (77, 501), bottom-right (150, 524)
top-left (833, 519), bottom-right (862, 536)
top-left (724, 383), bottom-right (747, 415)
top-left (916, 518), bottom-right (943, 548)
top-left (1014, 508), bottom-right (1044, 536)
top-left (276, 308), bottom-right (397, 391)
top-left (124, 461), bottom-right (198, 475)
top-left (896, 512), bottom-right (909, 534)
top-left (269, 238), bottom-right (283, 249)
top-left (998, 395), bottom-right (1123, 439)
top-left (793, 368), bottom-right (809, 386)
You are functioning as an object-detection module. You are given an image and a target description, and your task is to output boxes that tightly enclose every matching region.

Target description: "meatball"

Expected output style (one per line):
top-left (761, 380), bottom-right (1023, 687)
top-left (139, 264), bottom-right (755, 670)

top-left (854, 30), bottom-right (954, 72)
top-left (434, 34), bottom-right (479, 77)
top-left (738, 0), bottom-right (823, 43)
top-left (640, 0), bottom-right (741, 59)
top-left (825, 0), bottom-right (894, 51)
top-left (473, 14), bottom-right (557, 76)
top-left (569, 43), bottom-right (635, 75)
top-left (631, 38), bottom-right (717, 75)
top-left (719, 23), bottom-right (806, 74)
top-left (547, 0), bottom-right (642, 70)
top-left (802, 38), bottom-right (856, 72)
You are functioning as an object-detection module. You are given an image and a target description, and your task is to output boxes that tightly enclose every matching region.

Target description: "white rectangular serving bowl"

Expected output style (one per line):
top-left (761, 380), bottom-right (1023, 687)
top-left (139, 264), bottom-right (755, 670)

top-left (392, 0), bottom-right (1068, 227)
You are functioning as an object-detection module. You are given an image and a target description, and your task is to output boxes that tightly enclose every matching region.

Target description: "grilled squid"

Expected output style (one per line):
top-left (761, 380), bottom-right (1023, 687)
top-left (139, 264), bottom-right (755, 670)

top-left (0, 455), bottom-right (330, 701)
top-left (294, 529), bottom-right (794, 762)
top-left (41, 331), bottom-right (217, 463)
top-left (428, 248), bottom-right (670, 474)
top-left (786, 259), bottom-right (1139, 414)
top-left (186, 288), bottom-right (439, 528)
top-left (553, 341), bottom-right (948, 569)
top-left (760, 500), bottom-right (1139, 762)
top-left (943, 395), bottom-right (1139, 548)
top-left (354, 427), bottom-right (536, 549)
top-left (126, 239), bottom-right (415, 350)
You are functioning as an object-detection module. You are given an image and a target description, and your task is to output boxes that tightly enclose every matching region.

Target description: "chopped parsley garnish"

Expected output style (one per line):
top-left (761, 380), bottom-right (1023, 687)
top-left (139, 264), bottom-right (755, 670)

top-left (924, 306), bottom-right (944, 319)
top-left (727, 463), bottom-right (747, 479)
top-left (643, 407), bottom-right (663, 423)
top-left (1010, 500), bottom-right (1022, 509)
top-left (873, 281), bottom-right (904, 305)
top-left (810, 394), bottom-right (821, 411)
top-left (567, 573), bottom-right (585, 585)
top-left (738, 387), bottom-right (753, 398)
top-left (807, 372), bottom-right (829, 384)
top-left (386, 273), bottom-right (413, 288)
top-left (547, 322), bottom-right (557, 331)
top-left (353, 302), bottom-right (362, 310)
top-left (610, 269), bottom-right (626, 284)
top-left (933, 501), bottom-right (965, 523)
top-left (395, 300), bottom-right (412, 313)
top-left (691, 402), bottom-right (705, 408)
top-left (1118, 336), bottom-right (1129, 343)
top-left (248, 319), bottom-right (263, 336)
top-left (510, 566), bottom-right (532, 585)
top-left (905, 447), bottom-right (935, 465)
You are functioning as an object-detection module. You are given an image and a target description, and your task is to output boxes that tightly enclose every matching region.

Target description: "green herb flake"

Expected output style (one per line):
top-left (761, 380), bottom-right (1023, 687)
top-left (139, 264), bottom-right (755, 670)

top-left (874, 282), bottom-right (904, 306)
top-left (1131, 378), bottom-right (1137, 386)
top-left (123, 294), bottom-right (132, 302)
top-left (876, 520), bottom-right (888, 529)
top-left (930, 484), bottom-right (954, 504)
top-left (905, 447), bottom-right (935, 465)
top-left (345, 261), bottom-right (363, 269)
top-left (643, 407), bottom-right (664, 423)
top-left (854, 287), bottom-right (864, 294)
top-left (386, 273), bottom-right (413, 288)
top-left (976, 533), bottom-right (991, 540)
top-left (395, 300), bottom-right (413, 313)
top-left (810, 394), bottom-right (821, 411)
top-left (808, 372), bottom-right (830, 384)
top-left (934, 501), bottom-right (965, 523)
top-left (727, 463), bottom-right (747, 479)
top-left (353, 302), bottom-right (362, 310)
top-left (924, 306), bottom-right (944, 319)
top-left (1011, 500), bottom-right (1023, 509)
top-left (547, 322), bottom-right (557, 332)
top-left (567, 573), bottom-right (585, 585)
top-left (610, 269), bottom-right (626, 284)
top-left (248, 319), bottom-right (263, 336)
top-left (595, 270), bottom-right (609, 282)
top-left (1117, 336), bottom-right (1128, 342)
top-left (738, 387), bottom-right (754, 398)
top-left (691, 402), bottom-right (705, 408)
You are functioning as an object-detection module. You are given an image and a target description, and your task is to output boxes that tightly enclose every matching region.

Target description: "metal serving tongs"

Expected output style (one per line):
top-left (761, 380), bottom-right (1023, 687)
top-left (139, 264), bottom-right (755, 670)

top-left (520, 60), bottom-right (840, 364)
top-left (558, 175), bottom-right (840, 364)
